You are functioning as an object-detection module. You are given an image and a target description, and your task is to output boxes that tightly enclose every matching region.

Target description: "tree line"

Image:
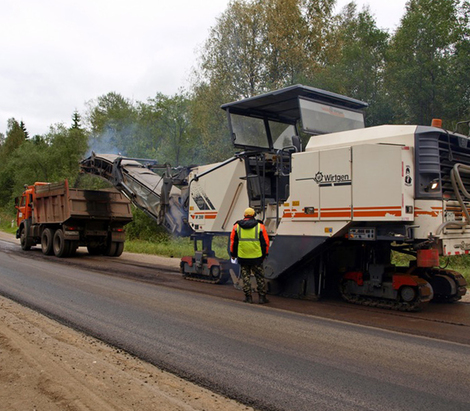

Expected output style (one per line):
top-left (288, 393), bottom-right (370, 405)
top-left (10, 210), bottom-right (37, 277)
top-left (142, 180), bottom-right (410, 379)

top-left (1, 0), bottom-right (469, 210)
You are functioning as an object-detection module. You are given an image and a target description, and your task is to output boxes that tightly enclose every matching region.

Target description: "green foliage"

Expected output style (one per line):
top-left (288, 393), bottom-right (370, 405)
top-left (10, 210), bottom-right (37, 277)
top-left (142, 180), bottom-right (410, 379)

top-left (0, 208), bottom-right (17, 234)
top-left (196, 0), bottom-right (336, 97)
top-left (444, 255), bottom-right (470, 283)
top-left (124, 231), bottom-right (229, 259)
top-left (124, 238), bottom-right (194, 259)
top-left (0, 118), bottom-right (27, 163)
top-left (71, 110), bottom-right (83, 130)
top-left (0, 162), bottom-right (16, 208)
top-left (0, 120), bottom-right (89, 207)
top-left (141, 92), bottom-right (202, 166)
top-left (84, 90), bottom-right (203, 167)
top-left (393, 251), bottom-right (470, 283)
top-left (73, 174), bottom-right (114, 190)
top-left (385, 0), bottom-right (470, 126)
top-left (189, 83), bottom-right (234, 163)
top-left (86, 92), bottom-right (138, 156)
top-left (0, 119), bottom-right (28, 206)
top-left (125, 207), bottom-right (167, 242)
top-left (124, 207), bottom-right (193, 258)
top-left (313, 4), bottom-right (392, 126)
top-left (123, 206), bottom-right (230, 258)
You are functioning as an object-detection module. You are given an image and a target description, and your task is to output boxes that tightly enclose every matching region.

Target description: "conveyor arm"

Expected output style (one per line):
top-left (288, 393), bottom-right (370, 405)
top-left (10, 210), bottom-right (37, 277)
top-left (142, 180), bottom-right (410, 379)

top-left (80, 153), bottom-right (193, 236)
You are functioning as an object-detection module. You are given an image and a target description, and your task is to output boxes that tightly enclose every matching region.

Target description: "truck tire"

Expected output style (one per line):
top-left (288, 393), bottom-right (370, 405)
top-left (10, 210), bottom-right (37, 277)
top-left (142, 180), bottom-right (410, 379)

top-left (41, 228), bottom-right (55, 255)
top-left (105, 241), bottom-right (117, 256)
top-left (53, 229), bottom-right (70, 258)
top-left (20, 226), bottom-right (31, 251)
top-left (114, 242), bottom-right (124, 257)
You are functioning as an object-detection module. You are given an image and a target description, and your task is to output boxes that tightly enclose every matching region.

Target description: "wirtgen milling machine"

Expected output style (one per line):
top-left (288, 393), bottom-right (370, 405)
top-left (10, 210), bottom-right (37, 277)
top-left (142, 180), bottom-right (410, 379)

top-left (81, 85), bottom-right (468, 311)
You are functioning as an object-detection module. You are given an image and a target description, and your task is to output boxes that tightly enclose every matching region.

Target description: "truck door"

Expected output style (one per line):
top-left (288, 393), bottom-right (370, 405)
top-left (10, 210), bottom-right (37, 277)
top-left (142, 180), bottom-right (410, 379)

top-left (15, 194), bottom-right (28, 227)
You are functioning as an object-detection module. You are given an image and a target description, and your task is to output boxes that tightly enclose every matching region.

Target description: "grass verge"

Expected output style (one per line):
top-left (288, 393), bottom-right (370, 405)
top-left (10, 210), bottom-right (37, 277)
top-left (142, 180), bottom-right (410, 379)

top-left (124, 236), bottom-right (230, 259)
top-left (0, 210), bottom-right (17, 235)
top-left (393, 252), bottom-right (470, 284)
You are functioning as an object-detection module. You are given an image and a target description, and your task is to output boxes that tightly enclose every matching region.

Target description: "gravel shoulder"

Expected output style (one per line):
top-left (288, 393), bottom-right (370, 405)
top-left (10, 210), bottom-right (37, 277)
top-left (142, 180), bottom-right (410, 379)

top-left (0, 232), bottom-right (252, 411)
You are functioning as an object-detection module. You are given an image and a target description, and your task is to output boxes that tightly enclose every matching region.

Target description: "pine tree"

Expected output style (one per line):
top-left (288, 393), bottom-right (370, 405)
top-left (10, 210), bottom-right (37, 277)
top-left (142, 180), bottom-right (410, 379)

top-left (20, 121), bottom-right (29, 139)
top-left (71, 110), bottom-right (82, 130)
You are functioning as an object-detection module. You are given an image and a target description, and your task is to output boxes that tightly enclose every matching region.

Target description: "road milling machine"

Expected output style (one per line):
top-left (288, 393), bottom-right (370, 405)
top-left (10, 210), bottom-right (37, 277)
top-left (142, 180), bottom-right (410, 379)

top-left (81, 84), bottom-right (469, 311)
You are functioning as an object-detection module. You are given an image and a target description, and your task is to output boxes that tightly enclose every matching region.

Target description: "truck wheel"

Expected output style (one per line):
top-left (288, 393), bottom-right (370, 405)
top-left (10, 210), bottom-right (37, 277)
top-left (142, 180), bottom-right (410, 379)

top-left (41, 228), bottom-right (55, 255)
top-left (114, 242), bottom-right (124, 257)
top-left (20, 226), bottom-right (31, 251)
top-left (53, 229), bottom-right (70, 258)
top-left (105, 241), bottom-right (117, 256)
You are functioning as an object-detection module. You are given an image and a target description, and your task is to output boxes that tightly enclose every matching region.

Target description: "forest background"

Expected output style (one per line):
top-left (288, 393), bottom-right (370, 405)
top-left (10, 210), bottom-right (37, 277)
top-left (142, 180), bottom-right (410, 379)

top-left (0, 0), bottom-right (469, 258)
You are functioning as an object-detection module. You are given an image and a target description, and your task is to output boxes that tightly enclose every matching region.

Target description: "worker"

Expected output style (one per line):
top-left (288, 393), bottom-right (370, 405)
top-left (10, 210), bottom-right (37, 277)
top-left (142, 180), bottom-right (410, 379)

top-left (230, 207), bottom-right (270, 304)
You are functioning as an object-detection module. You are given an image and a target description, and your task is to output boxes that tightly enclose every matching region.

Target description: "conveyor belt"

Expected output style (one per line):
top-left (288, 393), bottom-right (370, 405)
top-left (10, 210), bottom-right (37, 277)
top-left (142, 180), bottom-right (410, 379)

top-left (80, 153), bottom-right (192, 236)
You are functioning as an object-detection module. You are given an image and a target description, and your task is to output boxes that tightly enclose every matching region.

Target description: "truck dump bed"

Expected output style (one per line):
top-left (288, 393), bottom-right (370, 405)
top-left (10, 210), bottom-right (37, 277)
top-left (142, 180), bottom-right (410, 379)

top-left (33, 181), bottom-right (132, 225)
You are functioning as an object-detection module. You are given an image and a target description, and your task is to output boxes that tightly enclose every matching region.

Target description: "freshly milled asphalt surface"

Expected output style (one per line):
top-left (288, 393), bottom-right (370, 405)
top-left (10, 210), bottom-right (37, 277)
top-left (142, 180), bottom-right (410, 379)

top-left (1, 239), bottom-right (470, 411)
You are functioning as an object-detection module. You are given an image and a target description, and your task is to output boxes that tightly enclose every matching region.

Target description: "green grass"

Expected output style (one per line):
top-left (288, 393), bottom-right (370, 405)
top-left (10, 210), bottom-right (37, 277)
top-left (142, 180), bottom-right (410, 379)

top-left (0, 210), bottom-right (17, 235)
top-left (444, 257), bottom-right (470, 283)
top-left (124, 235), bottom-right (230, 259)
top-left (124, 237), bottom-right (194, 258)
top-left (392, 251), bottom-right (470, 284)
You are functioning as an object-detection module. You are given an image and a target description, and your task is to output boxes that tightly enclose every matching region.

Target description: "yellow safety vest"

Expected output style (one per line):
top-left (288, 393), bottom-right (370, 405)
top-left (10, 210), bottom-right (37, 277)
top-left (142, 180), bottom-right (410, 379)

top-left (237, 223), bottom-right (262, 259)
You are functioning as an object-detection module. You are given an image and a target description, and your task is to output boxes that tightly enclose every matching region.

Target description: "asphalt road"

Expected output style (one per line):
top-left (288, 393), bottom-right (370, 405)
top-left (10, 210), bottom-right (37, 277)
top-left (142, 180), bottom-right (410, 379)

top-left (1, 240), bottom-right (470, 411)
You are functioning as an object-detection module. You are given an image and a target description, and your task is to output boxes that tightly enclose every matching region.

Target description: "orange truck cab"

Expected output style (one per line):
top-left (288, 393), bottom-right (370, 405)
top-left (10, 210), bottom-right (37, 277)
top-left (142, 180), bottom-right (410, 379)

top-left (15, 182), bottom-right (48, 233)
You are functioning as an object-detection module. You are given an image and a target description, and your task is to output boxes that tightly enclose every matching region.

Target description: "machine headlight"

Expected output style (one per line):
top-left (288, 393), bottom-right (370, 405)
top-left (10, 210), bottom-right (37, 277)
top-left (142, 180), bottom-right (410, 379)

top-left (425, 178), bottom-right (440, 192)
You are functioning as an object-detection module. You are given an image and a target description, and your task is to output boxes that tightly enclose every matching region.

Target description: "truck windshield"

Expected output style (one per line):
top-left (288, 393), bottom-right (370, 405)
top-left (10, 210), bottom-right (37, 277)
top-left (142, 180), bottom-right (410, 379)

top-left (230, 114), bottom-right (296, 150)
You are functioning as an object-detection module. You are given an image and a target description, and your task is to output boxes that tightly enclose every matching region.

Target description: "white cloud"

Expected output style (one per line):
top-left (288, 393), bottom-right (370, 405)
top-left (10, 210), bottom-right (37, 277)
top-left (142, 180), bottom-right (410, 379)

top-left (0, 0), bottom-right (229, 136)
top-left (0, 0), bottom-right (407, 137)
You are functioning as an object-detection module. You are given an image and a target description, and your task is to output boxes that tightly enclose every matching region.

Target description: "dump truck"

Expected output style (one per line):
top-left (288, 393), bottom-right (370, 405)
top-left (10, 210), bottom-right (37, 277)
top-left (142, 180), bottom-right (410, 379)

top-left (15, 180), bottom-right (133, 257)
top-left (81, 84), bottom-right (468, 311)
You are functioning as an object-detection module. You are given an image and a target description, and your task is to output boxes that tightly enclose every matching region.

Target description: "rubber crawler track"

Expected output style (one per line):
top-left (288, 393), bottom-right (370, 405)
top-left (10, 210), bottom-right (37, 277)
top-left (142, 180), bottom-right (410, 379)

top-left (182, 274), bottom-right (223, 284)
top-left (340, 289), bottom-right (426, 312)
top-left (182, 271), bottom-right (231, 285)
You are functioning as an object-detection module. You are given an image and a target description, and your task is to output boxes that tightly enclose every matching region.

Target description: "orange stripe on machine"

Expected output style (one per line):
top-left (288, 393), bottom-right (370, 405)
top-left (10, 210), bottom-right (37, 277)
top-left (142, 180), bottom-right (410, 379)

top-left (190, 212), bottom-right (218, 220)
top-left (320, 207), bottom-right (351, 218)
top-left (285, 206), bottom-right (403, 219)
top-left (414, 207), bottom-right (442, 217)
top-left (353, 206), bottom-right (402, 217)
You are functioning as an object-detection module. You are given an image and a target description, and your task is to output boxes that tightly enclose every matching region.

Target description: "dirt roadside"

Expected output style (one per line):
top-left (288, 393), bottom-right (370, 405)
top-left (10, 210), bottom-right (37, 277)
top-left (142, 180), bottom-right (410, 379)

top-left (0, 232), bottom-right (252, 411)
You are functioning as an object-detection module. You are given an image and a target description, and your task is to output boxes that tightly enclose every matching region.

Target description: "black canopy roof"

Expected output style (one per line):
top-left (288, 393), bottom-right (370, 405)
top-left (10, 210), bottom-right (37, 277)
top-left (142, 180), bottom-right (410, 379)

top-left (221, 84), bottom-right (368, 123)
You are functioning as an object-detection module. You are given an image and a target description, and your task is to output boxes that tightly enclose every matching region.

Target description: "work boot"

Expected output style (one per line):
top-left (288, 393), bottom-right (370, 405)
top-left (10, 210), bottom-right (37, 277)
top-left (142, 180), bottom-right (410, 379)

top-left (243, 295), bottom-right (253, 304)
top-left (258, 295), bottom-right (269, 304)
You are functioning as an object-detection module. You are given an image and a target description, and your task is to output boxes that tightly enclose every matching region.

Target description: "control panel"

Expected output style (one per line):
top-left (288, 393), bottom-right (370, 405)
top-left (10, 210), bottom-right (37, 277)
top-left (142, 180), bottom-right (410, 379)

top-left (349, 227), bottom-right (376, 241)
